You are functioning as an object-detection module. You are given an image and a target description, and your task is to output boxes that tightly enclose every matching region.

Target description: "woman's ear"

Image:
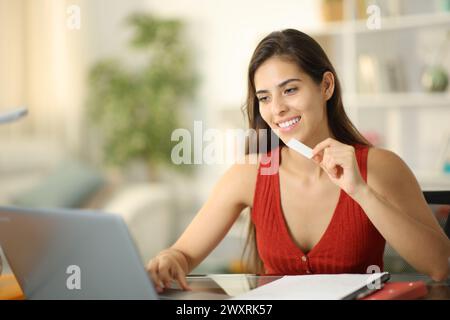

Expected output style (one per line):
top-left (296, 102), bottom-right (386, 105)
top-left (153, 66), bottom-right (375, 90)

top-left (322, 71), bottom-right (335, 101)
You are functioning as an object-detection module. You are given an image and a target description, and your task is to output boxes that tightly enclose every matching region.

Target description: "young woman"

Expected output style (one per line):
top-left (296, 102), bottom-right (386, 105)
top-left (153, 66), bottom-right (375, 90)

top-left (147, 29), bottom-right (450, 292)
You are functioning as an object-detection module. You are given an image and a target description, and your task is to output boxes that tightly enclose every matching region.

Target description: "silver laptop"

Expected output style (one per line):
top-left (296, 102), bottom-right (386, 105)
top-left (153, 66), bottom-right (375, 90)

top-left (0, 205), bottom-right (163, 299)
top-left (0, 206), bottom-right (231, 300)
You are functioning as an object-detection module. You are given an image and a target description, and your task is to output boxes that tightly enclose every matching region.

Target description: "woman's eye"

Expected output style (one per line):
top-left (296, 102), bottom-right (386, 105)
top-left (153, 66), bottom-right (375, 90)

top-left (258, 96), bottom-right (268, 103)
top-left (285, 87), bottom-right (297, 94)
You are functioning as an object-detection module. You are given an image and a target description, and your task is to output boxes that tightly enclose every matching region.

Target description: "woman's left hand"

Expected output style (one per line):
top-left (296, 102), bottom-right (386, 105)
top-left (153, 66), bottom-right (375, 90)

top-left (312, 138), bottom-right (366, 196)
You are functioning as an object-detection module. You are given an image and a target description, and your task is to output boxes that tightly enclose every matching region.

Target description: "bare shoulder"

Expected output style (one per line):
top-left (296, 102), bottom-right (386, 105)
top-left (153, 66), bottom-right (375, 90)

top-left (367, 147), bottom-right (413, 186)
top-left (367, 147), bottom-right (411, 183)
top-left (367, 147), bottom-right (404, 170)
top-left (366, 147), bottom-right (448, 235)
top-left (366, 147), bottom-right (423, 205)
top-left (223, 153), bottom-right (261, 207)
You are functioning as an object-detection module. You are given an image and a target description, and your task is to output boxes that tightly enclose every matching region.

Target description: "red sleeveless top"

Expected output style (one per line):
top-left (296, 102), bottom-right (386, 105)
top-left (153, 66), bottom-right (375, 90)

top-left (251, 144), bottom-right (386, 275)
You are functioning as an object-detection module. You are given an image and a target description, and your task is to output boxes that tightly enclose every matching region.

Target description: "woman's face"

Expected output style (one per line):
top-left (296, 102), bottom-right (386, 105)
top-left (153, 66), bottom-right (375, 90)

top-left (254, 56), bottom-right (330, 145)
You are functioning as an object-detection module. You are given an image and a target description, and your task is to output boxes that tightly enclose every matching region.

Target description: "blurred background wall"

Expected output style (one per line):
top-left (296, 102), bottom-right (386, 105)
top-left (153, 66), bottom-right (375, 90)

top-left (1, 0), bottom-right (450, 275)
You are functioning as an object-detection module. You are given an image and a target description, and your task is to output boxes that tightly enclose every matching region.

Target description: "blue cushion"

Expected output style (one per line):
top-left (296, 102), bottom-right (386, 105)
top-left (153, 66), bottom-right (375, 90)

top-left (13, 160), bottom-right (105, 208)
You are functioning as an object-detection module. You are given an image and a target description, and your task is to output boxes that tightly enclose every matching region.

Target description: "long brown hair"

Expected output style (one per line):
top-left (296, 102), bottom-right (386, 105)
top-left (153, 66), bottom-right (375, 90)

top-left (241, 29), bottom-right (372, 274)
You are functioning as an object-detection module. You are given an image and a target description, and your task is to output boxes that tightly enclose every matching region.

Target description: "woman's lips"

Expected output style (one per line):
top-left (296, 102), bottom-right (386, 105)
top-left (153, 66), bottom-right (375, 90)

top-left (277, 116), bottom-right (301, 133)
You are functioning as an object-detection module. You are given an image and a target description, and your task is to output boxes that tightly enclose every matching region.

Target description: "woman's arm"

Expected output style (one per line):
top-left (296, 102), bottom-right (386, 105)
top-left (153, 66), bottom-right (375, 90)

top-left (147, 155), bottom-right (259, 291)
top-left (170, 159), bottom-right (258, 272)
top-left (312, 139), bottom-right (449, 281)
top-left (352, 148), bottom-right (450, 282)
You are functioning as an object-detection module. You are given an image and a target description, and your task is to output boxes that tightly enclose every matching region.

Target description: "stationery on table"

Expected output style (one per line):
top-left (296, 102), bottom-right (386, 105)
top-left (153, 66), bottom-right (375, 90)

top-left (231, 272), bottom-right (390, 300)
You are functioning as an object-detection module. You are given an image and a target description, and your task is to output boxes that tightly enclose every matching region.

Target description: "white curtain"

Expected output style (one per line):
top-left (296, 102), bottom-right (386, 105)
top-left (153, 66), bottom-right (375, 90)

top-left (0, 0), bottom-right (86, 162)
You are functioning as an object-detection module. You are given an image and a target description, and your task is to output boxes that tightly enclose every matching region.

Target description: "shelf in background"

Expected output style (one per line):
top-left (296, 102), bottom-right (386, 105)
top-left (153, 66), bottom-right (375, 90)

top-left (353, 11), bottom-right (450, 34)
top-left (306, 11), bottom-right (450, 37)
top-left (344, 92), bottom-right (450, 109)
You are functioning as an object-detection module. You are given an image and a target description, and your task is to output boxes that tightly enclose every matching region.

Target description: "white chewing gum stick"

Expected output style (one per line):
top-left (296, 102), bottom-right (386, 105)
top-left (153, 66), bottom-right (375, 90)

top-left (286, 138), bottom-right (314, 159)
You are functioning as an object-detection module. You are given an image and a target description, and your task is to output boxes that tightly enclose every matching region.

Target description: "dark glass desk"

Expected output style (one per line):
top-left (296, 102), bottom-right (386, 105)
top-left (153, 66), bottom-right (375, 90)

top-left (161, 273), bottom-right (450, 300)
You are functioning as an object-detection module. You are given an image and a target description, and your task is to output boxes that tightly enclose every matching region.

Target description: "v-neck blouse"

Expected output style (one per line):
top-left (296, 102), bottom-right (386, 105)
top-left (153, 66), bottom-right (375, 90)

top-left (251, 144), bottom-right (386, 275)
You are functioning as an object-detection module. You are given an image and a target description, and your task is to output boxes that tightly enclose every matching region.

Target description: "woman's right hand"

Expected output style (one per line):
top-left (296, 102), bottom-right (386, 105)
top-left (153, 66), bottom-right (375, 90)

top-left (145, 160), bottom-right (257, 293)
top-left (146, 248), bottom-right (191, 293)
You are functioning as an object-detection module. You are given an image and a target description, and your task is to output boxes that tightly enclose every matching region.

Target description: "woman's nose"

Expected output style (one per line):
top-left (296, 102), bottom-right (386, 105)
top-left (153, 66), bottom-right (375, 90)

top-left (271, 95), bottom-right (288, 115)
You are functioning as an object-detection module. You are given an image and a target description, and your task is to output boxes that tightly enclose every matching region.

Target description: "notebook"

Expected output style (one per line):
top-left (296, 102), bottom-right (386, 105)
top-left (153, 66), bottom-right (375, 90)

top-left (231, 272), bottom-right (390, 300)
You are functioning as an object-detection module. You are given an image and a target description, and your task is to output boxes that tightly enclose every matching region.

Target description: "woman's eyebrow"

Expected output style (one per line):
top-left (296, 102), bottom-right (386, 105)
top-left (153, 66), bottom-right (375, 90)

top-left (255, 78), bottom-right (301, 95)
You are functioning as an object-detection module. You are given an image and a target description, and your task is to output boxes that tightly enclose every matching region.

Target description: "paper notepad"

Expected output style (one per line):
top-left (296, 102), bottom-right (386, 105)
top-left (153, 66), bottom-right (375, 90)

top-left (231, 273), bottom-right (390, 300)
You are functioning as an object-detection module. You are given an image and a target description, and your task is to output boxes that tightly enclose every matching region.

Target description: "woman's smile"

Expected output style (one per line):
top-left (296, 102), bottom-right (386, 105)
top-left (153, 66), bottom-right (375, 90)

top-left (275, 115), bottom-right (302, 133)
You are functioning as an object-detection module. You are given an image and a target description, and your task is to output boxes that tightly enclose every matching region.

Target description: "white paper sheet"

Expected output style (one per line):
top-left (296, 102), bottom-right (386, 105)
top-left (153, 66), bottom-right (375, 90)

top-left (209, 274), bottom-right (252, 296)
top-left (231, 273), bottom-right (389, 300)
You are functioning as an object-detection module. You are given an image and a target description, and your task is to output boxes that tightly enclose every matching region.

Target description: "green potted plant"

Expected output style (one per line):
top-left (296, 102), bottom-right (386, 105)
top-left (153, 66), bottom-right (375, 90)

top-left (87, 13), bottom-right (197, 180)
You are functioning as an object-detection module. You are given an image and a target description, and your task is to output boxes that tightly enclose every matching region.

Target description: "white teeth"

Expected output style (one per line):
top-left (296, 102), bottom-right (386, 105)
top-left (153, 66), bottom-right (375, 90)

top-left (278, 117), bottom-right (300, 128)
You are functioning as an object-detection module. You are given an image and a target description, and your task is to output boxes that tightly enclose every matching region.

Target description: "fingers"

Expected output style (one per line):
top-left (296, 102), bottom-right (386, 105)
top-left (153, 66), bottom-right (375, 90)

top-left (147, 259), bottom-right (163, 293)
top-left (312, 140), bottom-right (354, 158)
top-left (312, 138), bottom-right (338, 156)
top-left (313, 144), bottom-right (354, 166)
top-left (158, 265), bottom-right (173, 289)
top-left (322, 157), bottom-right (339, 178)
top-left (146, 254), bottom-right (191, 293)
top-left (314, 151), bottom-right (348, 179)
top-left (147, 258), bottom-right (172, 292)
top-left (173, 266), bottom-right (191, 291)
